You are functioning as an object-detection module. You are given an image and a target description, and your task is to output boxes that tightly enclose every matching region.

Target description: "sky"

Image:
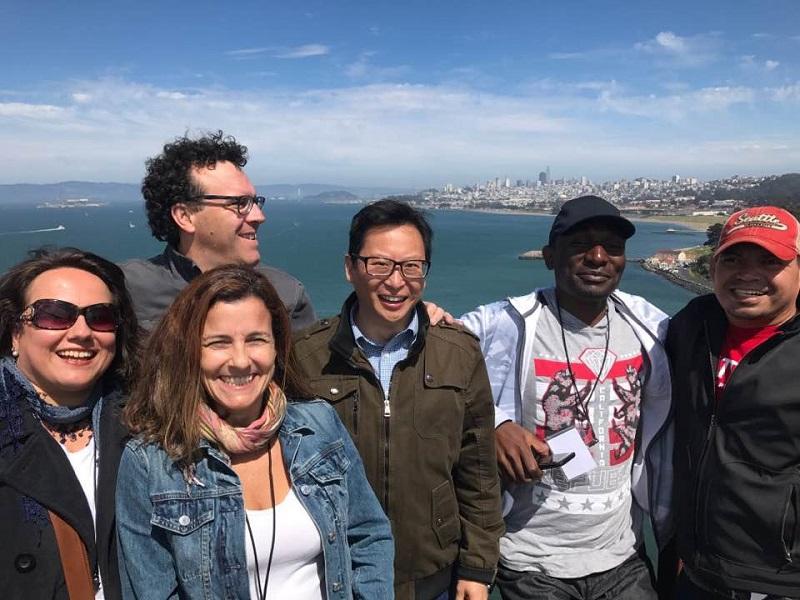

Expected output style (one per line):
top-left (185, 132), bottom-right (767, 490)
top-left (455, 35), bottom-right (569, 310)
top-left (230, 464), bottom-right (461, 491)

top-left (1, 0), bottom-right (799, 188)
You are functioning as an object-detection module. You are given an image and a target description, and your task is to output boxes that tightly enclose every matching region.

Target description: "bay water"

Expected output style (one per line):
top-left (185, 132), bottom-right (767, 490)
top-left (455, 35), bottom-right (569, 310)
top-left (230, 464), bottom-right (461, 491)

top-left (0, 202), bottom-right (704, 317)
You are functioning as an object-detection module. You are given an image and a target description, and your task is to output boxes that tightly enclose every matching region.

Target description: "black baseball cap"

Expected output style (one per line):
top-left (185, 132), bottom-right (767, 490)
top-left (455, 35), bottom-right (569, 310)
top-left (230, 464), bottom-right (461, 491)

top-left (548, 195), bottom-right (635, 246)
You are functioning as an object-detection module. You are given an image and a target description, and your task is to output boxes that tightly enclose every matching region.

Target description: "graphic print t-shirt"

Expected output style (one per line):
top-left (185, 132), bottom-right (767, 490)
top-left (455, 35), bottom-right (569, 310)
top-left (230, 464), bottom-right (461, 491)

top-left (500, 288), bottom-right (647, 577)
top-left (716, 324), bottom-right (779, 399)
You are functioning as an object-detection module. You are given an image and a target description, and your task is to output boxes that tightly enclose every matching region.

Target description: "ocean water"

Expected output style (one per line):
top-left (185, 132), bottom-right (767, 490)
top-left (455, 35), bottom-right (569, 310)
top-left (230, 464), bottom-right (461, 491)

top-left (0, 202), bottom-right (704, 317)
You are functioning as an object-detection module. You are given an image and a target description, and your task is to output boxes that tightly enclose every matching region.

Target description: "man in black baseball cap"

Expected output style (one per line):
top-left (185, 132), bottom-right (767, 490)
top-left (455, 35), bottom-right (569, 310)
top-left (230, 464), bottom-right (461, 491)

top-left (548, 195), bottom-right (636, 246)
top-left (460, 194), bottom-right (672, 600)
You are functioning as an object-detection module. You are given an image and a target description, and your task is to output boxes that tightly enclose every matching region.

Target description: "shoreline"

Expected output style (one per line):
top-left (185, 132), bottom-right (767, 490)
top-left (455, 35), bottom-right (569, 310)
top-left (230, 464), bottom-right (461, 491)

top-left (447, 207), bottom-right (721, 232)
top-left (639, 261), bottom-right (712, 295)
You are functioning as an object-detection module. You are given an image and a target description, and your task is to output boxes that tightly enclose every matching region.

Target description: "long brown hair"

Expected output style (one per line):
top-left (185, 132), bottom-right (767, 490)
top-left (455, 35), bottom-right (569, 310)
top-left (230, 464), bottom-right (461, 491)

top-left (124, 265), bottom-right (311, 462)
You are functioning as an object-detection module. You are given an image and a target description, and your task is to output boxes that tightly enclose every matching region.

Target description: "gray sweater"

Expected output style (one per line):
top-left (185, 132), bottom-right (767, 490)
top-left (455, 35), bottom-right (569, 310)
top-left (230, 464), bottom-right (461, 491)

top-left (120, 246), bottom-right (316, 332)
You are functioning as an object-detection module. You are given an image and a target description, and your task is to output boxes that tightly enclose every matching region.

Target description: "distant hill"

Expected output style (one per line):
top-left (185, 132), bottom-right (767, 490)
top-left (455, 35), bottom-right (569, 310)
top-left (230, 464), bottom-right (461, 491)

top-left (0, 182), bottom-right (140, 206)
top-left (302, 190), bottom-right (359, 203)
top-left (0, 181), bottom-right (414, 206)
top-left (259, 184), bottom-right (412, 201)
top-left (693, 173), bottom-right (800, 207)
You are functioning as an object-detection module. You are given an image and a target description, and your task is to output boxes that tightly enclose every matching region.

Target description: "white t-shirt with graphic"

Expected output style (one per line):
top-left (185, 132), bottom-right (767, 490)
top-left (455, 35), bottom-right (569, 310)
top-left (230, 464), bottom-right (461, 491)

top-left (500, 289), bottom-right (647, 577)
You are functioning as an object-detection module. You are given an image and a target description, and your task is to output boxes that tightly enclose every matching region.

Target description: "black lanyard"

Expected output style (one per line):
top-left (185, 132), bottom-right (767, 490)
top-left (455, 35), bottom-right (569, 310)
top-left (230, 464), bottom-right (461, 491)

top-left (244, 448), bottom-right (277, 600)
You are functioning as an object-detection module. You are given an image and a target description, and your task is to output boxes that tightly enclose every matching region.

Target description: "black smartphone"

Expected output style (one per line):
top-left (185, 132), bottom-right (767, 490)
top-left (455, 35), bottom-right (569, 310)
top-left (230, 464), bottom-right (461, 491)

top-left (538, 451), bottom-right (576, 470)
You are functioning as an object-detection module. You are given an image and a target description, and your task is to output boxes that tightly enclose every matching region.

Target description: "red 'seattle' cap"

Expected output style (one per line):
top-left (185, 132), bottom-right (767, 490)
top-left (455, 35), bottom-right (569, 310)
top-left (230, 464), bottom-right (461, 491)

top-left (715, 206), bottom-right (800, 261)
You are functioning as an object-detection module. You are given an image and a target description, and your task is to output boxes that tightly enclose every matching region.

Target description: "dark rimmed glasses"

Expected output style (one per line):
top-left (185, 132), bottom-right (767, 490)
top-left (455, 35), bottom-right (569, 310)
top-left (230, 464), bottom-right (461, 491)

top-left (188, 194), bottom-right (266, 216)
top-left (19, 299), bottom-right (119, 332)
top-left (350, 255), bottom-right (431, 279)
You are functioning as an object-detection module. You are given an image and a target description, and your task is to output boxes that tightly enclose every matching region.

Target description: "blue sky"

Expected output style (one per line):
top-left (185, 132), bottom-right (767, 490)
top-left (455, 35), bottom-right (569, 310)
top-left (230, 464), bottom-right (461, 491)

top-left (1, 0), bottom-right (799, 187)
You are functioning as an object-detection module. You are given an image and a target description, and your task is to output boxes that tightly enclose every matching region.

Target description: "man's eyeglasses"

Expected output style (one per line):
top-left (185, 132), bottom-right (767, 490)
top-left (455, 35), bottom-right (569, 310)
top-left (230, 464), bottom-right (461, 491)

top-left (188, 194), bottom-right (266, 216)
top-left (350, 255), bottom-right (431, 279)
top-left (19, 299), bottom-right (119, 332)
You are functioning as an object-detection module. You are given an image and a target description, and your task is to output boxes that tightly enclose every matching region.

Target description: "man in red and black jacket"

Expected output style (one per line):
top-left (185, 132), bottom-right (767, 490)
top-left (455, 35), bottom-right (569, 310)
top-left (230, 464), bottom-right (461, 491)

top-left (664, 206), bottom-right (800, 599)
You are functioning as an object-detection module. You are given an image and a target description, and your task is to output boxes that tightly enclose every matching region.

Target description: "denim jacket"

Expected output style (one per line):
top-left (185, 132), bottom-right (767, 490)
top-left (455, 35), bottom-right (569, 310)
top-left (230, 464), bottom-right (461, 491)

top-left (116, 399), bottom-right (394, 599)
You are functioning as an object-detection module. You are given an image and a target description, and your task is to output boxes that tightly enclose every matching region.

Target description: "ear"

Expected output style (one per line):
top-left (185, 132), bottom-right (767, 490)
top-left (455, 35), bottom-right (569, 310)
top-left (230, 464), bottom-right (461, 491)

top-left (170, 203), bottom-right (197, 235)
top-left (709, 254), bottom-right (717, 283)
top-left (11, 323), bottom-right (21, 355)
top-left (344, 254), bottom-right (354, 283)
top-left (542, 245), bottom-right (555, 270)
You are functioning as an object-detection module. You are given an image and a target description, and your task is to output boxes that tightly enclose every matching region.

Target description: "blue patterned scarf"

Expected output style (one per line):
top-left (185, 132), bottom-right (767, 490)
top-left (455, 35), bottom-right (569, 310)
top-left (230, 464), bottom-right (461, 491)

top-left (0, 356), bottom-right (101, 424)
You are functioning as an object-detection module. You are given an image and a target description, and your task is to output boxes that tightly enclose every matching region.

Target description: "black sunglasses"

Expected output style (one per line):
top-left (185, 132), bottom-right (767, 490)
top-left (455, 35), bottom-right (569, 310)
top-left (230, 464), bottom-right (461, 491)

top-left (19, 299), bottom-right (119, 332)
top-left (188, 194), bottom-right (266, 216)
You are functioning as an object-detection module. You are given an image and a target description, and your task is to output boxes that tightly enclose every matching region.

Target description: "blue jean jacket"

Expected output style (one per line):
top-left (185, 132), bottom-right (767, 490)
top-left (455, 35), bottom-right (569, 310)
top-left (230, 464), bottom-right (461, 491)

top-left (116, 399), bottom-right (394, 599)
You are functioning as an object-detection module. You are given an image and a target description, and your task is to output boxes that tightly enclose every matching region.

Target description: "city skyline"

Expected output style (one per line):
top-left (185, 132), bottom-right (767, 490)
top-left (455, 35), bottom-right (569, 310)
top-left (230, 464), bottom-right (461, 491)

top-left (1, 0), bottom-right (799, 187)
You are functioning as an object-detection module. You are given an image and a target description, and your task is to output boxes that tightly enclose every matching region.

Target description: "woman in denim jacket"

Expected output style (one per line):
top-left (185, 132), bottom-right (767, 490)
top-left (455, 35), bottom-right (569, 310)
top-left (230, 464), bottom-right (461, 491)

top-left (116, 266), bottom-right (393, 600)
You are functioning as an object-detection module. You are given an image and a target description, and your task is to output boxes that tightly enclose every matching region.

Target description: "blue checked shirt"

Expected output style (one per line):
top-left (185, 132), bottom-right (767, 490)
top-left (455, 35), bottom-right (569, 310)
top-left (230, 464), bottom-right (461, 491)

top-left (350, 305), bottom-right (419, 409)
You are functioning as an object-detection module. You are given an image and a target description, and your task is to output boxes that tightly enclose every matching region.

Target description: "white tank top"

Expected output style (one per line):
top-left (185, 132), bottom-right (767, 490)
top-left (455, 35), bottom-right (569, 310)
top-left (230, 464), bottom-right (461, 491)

top-left (244, 487), bottom-right (326, 600)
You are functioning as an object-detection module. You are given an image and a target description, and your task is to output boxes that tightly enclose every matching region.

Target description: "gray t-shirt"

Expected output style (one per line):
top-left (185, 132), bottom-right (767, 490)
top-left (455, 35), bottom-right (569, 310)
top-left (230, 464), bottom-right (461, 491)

top-left (501, 288), bottom-right (647, 577)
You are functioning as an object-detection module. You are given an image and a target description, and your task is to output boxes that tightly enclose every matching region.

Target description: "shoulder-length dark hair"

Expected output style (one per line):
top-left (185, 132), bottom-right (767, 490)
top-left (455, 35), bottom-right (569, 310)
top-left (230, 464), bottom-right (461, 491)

top-left (0, 246), bottom-right (140, 388)
top-left (124, 265), bottom-right (312, 462)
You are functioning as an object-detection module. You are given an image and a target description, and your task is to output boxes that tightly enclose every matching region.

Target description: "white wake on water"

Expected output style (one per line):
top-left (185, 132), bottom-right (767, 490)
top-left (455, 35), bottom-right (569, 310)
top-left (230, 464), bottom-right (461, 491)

top-left (0, 224), bottom-right (66, 235)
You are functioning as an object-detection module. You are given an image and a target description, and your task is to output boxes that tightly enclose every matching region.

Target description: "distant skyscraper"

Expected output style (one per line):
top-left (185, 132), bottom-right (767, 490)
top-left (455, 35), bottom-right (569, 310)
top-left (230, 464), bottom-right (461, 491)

top-left (538, 171), bottom-right (548, 185)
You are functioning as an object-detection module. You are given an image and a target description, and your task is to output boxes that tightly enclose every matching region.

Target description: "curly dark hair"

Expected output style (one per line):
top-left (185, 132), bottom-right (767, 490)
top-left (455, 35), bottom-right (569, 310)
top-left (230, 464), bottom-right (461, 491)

top-left (0, 247), bottom-right (141, 389)
top-left (142, 130), bottom-right (248, 248)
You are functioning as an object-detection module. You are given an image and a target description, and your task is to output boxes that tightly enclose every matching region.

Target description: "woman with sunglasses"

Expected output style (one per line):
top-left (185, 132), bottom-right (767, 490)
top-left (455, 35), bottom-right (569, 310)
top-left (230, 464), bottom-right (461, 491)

top-left (116, 265), bottom-right (392, 600)
top-left (0, 247), bottom-right (139, 600)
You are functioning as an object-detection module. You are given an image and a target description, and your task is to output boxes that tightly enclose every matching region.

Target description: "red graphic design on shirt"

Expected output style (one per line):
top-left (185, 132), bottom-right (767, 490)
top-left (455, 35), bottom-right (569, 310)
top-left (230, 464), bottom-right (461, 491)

top-left (610, 365), bottom-right (641, 463)
top-left (716, 325), bottom-right (779, 398)
top-left (535, 354), bottom-right (643, 465)
top-left (541, 369), bottom-right (596, 445)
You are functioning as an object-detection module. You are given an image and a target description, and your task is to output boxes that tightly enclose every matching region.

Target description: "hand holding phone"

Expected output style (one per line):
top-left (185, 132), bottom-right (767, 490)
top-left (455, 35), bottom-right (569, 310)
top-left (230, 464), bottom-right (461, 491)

top-left (538, 452), bottom-right (576, 470)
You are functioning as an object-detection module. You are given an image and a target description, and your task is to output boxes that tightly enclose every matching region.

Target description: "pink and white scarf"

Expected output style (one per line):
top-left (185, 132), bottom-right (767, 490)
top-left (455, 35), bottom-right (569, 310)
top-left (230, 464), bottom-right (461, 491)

top-left (198, 380), bottom-right (287, 455)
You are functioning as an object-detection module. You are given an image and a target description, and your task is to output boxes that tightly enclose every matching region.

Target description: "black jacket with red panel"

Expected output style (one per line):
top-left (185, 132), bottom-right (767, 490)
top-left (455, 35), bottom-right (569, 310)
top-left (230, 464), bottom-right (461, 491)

top-left (667, 293), bottom-right (800, 597)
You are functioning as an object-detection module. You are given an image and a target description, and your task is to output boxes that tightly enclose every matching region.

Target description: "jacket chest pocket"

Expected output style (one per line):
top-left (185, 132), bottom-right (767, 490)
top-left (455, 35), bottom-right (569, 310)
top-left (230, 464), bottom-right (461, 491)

top-left (413, 370), bottom-right (467, 440)
top-left (151, 495), bottom-right (215, 581)
top-left (296, 441), bottom-right (351, 519)
top-left (310, 376), bottom-right (361, 436)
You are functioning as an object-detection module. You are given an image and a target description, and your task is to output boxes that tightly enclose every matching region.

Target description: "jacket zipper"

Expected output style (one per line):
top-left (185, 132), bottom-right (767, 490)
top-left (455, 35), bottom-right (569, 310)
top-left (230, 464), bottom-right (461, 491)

top-left (346, 354), bottom-right (393, 511)
top-left (693, 321), bottom-right (721, 552)
top-left (382, 372), bottom-right (396, 511)
top-left (781, 487), bottom-right (795, 564)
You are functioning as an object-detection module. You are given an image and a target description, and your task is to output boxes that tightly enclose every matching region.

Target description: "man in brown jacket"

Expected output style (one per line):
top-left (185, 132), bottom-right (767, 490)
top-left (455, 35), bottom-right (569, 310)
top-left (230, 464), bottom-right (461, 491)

top-left (294, 200), bottom-right (503, 600)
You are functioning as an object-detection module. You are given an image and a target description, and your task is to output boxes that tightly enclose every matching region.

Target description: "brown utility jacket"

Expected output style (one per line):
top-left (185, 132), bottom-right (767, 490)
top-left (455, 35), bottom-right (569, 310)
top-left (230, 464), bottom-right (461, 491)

top-left (294, 295), bottom-right (504, 600)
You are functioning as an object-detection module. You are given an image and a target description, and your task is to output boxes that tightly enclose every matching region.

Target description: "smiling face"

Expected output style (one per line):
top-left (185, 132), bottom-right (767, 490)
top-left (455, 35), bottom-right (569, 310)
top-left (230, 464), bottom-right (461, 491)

top-left (12, 267), bottom-right (117, 407)
top-left (711, 243), bottom-right (800, 328)
top-left (179, 161), bottom-right (266, 271)
top-left (345, 223), bottom-right (427, 344)
top-left (200, 296), bottom-right (276, 427)
top-left (544, 221), bottom-right (627, 313)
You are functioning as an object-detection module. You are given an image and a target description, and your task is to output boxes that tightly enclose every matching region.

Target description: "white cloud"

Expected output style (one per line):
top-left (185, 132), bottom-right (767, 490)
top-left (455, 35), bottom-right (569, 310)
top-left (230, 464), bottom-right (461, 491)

top-left (741, 55), bottom-right (780, 72)
top-left (597, 86), bottom-right (754, 121)
top-left (274, 44), bottom-right (329, 59)
top-left (635, 31), bottom-right (720, 67)
top-left (548, 52), bottom-right (589, 60)
top-left (156, 91), bottom-right (188, 100)
top-left (0, 102), bottom-right (65, 119)
top-left (771, 83), bottom-right (800, 102)
top-left (226, 47), bottom-right (270, 57)
top-left (0, 76), bottom-right (796, 185)
top-left (344, 52), bottom-right (408, 80)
